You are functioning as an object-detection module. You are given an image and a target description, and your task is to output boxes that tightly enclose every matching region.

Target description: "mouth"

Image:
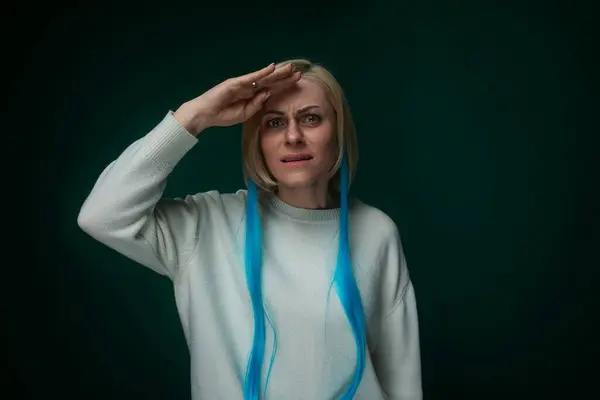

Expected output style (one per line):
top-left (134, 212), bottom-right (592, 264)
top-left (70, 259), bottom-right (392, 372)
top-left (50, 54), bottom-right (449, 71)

top-left (280, 154), bottom-right (314, 164)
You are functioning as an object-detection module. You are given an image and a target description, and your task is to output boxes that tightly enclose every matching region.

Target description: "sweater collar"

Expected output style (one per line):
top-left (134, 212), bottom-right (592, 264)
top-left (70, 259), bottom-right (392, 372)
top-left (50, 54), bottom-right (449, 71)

top-left (261, 191), bottom-right (341, 223)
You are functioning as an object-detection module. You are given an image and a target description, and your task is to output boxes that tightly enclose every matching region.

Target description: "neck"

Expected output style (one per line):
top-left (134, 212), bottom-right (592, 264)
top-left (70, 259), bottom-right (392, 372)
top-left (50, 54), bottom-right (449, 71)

top-left (277, 183), bottom-right (337, 210)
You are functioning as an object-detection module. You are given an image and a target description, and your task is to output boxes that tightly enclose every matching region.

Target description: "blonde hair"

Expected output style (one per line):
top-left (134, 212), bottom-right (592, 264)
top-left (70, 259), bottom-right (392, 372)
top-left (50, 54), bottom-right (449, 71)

top-left (241, 59), bottom-right (358, 193)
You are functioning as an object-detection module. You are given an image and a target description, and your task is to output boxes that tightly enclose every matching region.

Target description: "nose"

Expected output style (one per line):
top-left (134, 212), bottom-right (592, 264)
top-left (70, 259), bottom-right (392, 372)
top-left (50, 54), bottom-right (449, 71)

top-left (284, 120), bottom-right (304, 144)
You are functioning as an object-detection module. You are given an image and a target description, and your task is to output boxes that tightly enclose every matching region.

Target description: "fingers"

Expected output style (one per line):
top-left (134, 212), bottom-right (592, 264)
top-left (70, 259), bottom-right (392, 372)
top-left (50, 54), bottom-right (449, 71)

top-left (239, 67), bottom-right (301, 121)
top-left (262, 71), bottom-right (302, 96)
top-left (228, 63), bottom-right (301, 102)
top-left (254, 63), bottom-right (296, 88)
top-left (243, 91), bottom-right (271, 119)
top-left (238, 63), bottom-right (277, 87)
top-left (241, 69), bottom-right (300, 119)
top-left (238, 63), bottom-right (297, 90)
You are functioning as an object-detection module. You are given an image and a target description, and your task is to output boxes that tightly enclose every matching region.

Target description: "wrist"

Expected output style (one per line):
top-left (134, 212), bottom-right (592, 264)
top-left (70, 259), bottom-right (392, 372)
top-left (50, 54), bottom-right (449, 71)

top-left (173, 104), bottom-right (209, 137)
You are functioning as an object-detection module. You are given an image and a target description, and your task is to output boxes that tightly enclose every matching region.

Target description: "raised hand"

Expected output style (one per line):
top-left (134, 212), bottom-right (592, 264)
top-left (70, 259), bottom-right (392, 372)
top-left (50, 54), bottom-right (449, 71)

top-left (174, 63), bottom-right (301, 136)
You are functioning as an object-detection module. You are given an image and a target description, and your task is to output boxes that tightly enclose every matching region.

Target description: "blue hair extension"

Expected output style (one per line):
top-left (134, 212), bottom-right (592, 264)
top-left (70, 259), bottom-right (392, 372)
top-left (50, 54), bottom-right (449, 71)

top-left (335, 154), bottom-right (367, 399)
top-left (244, 179), bottom-right (277, 400)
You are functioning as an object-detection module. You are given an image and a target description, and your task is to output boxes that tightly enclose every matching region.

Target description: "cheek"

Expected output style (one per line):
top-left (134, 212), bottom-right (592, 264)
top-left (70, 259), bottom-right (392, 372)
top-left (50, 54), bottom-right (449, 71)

top-left (318, 130), bottom-right (338, 163)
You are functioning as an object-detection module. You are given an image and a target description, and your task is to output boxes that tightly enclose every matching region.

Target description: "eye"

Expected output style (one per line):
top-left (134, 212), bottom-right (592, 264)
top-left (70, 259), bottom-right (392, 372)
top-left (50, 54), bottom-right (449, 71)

top-left (303, 114), bottom-right (321, 124)
top-left (267, 118), bottom-right (284, 128)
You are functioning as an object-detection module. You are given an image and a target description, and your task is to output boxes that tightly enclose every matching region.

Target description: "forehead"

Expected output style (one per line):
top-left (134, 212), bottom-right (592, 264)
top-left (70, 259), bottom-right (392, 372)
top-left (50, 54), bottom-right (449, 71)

top-left (264, 78), bottom-right (329, 111)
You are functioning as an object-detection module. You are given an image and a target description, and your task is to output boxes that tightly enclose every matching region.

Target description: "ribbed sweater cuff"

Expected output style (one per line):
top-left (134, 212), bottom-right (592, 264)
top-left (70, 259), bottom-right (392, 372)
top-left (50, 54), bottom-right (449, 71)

top-left (142, 111), bottom-right (199, 171)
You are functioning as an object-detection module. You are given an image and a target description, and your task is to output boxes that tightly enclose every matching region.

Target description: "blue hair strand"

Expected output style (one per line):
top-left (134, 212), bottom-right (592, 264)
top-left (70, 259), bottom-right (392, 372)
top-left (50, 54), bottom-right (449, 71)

top-left (335, 154), bottom-right (367, 399)
top-left (243, 179), bottom-right (277, 400)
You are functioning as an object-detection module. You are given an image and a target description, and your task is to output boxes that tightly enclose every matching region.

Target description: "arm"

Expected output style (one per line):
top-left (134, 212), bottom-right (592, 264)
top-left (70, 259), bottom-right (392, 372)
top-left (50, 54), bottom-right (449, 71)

top-left (372, 230), bottom-right (423, 400)
top-left (77, 112), bottom-right (200, 278)
top-left (78, 64), bottom-right (299, 278)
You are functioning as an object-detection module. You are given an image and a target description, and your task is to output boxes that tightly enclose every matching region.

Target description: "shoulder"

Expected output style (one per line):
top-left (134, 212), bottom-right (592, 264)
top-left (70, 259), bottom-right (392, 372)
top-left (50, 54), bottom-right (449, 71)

top-left (349, 197), bottom-right (401, 245)
top-left (164, 189), bottom-right (248, 240)
top-left (181, 189), bottom-right (248, 218)
top-left (348, 197), bottom-right (406, 272)
top-left (188, 188), bottom-right (247, 205)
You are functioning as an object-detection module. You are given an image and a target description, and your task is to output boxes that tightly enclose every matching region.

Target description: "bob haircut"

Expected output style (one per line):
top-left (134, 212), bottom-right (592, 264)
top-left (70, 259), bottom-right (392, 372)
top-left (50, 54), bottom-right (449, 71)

top-left (241, 58), bottom-right (359, 192)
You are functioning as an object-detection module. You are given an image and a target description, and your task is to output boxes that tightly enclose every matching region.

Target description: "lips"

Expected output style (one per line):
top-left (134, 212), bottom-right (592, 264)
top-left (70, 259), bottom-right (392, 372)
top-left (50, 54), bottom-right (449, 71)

top-left (281, 154), bottom-right (313, 163)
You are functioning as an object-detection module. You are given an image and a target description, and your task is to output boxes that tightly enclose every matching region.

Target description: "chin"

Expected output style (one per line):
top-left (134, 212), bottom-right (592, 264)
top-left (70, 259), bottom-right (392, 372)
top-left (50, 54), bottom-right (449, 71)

top-left (273, 172), bottom-right (321, 189)
top-left (277, 178), bottom-right (319, 189)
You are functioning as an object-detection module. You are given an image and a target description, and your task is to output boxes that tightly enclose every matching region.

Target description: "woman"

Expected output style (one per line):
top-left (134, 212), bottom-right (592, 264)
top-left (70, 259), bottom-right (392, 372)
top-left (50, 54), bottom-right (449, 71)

top-left (78, 59), bottom-right (422, 400)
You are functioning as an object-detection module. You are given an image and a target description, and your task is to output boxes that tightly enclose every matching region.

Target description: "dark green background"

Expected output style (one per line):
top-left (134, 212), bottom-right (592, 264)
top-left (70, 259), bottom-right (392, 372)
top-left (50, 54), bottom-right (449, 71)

top-left (9, 1), bottom-right (597, 399)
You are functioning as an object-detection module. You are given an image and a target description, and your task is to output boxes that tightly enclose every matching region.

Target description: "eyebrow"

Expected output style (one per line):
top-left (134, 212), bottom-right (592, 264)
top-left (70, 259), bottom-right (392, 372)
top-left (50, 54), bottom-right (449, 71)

top-left (263, 105), bottom-right (321, 116)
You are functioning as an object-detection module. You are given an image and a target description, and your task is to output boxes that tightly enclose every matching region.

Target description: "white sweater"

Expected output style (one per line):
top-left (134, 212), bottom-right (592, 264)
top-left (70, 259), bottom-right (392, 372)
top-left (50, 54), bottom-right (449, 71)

top-left (77, 111), bottom-right (423, 399)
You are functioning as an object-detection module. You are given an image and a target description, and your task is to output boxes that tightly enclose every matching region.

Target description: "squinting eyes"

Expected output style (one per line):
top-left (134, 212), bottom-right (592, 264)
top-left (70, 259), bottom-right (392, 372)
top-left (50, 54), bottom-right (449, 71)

top-left (266, 114), bottom-right (321, 128)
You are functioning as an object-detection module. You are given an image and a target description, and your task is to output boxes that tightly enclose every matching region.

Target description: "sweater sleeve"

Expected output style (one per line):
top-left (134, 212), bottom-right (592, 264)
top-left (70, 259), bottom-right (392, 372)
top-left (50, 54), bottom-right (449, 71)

top-left (372, 229), bottom-right (423, 400)
top-left (77, 111), bottom-right (200, 279)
